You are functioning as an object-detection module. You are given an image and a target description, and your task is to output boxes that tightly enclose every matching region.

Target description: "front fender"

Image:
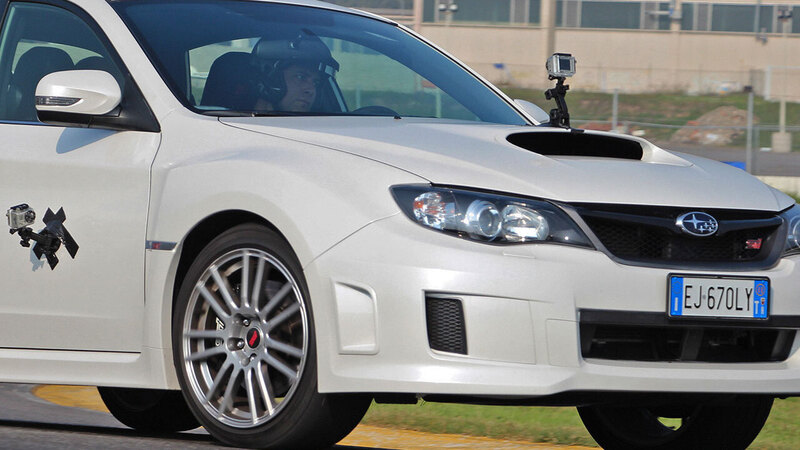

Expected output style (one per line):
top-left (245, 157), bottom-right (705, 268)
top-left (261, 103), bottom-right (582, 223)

top-left (141, 113), bottom-right (425, 360)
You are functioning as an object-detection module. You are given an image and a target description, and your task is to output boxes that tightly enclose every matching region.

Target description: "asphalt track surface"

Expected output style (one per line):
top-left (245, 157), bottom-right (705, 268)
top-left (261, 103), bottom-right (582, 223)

top-left (658, 143), bottom-right (800, 177)
top-left (0, 384), bottom-right (590, 449)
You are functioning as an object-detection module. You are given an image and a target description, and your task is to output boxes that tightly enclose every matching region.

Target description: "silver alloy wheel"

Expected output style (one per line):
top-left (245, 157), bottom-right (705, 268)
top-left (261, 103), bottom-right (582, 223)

top-left (181, 248), bottom-right (308, 428)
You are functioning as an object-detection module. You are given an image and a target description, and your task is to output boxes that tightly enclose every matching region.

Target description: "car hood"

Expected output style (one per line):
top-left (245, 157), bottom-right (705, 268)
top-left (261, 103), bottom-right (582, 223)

top-left (221, 117), bottom-right (791, 211)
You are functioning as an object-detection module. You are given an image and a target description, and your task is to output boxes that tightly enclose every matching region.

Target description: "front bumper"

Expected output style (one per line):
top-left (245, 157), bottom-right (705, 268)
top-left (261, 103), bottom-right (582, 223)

top-left (307, 213), bottom-right (800, 399)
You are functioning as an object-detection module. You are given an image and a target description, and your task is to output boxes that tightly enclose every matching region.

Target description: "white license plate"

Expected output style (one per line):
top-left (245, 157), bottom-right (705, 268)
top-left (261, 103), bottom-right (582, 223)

top-left (668, 275), bottom-right (769, 319)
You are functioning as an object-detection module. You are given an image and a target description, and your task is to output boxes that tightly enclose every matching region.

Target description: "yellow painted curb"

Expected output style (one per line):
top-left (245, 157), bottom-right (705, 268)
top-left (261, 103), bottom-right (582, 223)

top-left (34, 385), bottom-right (109, 413)
top-left (34, 385), bottom-right (592, 449)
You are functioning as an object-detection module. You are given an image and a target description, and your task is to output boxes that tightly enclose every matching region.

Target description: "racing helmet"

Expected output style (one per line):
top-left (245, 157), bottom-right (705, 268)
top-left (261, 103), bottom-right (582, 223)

top-left (252, 32), bottom-right (339, 106)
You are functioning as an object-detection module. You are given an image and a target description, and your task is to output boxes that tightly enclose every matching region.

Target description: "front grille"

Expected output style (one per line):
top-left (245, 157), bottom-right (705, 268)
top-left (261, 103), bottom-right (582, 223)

top-left (425, 297), bottom-right (467, 355)
top-left (574, 204), bottom-right (783, 267)
top-left (580, 323), bottom-right (795, 363)
top-left (585, 219), bottom-right (773, 262)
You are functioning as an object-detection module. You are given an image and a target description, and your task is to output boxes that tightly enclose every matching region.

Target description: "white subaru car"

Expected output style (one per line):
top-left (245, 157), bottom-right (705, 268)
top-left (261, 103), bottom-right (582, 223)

top-left (0, 0), bottom-right (798, 448)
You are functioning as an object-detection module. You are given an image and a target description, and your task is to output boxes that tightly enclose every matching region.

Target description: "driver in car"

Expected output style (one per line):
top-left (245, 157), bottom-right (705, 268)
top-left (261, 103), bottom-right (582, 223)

top-left (252, 34), bottom-right (339, 113)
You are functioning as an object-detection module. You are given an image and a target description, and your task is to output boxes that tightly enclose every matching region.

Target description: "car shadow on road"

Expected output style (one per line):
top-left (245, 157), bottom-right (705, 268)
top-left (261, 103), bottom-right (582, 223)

top-left (0, 418), bottom-right (213, 442)
top-left (0, 418), bottom-right (391, 449)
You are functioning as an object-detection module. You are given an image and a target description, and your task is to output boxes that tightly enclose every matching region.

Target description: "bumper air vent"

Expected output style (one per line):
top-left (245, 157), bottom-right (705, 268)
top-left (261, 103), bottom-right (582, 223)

top-left (425, 297), bottom-right (467, 355)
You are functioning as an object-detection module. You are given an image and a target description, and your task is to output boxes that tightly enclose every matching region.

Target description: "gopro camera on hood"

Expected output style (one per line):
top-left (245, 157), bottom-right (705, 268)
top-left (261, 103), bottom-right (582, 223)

top-left (546, 53), bottom-right (576, 79)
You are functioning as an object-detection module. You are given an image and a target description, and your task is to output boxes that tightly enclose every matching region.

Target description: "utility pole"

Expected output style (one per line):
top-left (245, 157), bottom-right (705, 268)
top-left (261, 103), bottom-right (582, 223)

top-left (753, 0), bottom-right (761, 36)
top-left (746, 86), bottom-right (755, 173)
top-left (413, 0), bottom-right (423, 32)
top-left (771, 6), bottom-right (792, 153)
top-left (541, 0), bottom-right (557, 81)
top-left (670, 0), bottom-right (682, 32)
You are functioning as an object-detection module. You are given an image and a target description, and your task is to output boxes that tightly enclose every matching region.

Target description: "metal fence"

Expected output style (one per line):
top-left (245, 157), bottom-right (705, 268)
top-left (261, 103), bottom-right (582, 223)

top-left (570, 119), bottom-right (800, 177)
top-left (560, 90), bottom-right (800, 177)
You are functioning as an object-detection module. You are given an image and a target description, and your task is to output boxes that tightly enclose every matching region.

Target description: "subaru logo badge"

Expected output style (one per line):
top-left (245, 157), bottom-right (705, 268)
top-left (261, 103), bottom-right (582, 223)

top-left (676, 212), bottom-right (719, 237)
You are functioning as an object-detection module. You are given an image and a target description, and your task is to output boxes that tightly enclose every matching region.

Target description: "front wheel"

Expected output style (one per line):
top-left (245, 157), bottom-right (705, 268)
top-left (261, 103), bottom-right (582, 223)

top-left (172, 224), bottom-right (370, 449)
top-left (577, 396), bottom-right (773, 450)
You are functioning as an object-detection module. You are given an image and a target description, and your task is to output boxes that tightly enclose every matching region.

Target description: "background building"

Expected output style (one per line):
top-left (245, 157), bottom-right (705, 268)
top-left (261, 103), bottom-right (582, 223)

top-left (326, 0), bottom-right (800, 101)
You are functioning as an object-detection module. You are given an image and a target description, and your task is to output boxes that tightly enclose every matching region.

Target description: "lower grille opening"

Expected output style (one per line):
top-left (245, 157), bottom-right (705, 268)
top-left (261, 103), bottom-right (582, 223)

top-left (425, 297), bottom-right (467, 355)
top-left (580, 324), bottom-right (795, 363)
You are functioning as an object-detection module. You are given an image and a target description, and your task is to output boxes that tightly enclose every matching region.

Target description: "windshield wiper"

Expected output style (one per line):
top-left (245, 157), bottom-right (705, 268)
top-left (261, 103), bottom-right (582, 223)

top-left (251, 111), bottom-right (337, 117)
top-left (201, 110), bottom-right (402, 118)
top-left (200, 110), bottom-right (257, 117)
top-left (202, 110), bottom-right (345, 117)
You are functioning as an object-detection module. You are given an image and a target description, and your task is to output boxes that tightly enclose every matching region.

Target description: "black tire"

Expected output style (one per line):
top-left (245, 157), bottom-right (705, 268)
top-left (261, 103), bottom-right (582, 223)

top-left (577, 396), bottom-right (773, 450)
top-left (97, 387), bottom-right (199, 433)
top-left (172, 224), bottom-right (371, 449)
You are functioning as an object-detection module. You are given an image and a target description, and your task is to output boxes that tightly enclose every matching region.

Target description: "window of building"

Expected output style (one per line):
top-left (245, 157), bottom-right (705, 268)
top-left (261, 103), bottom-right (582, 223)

top-left (777, 6), bottom-right (797, 34)
top-left (683, 3), bottom-right (777, 33)
top-left (510, 0), bottom-right (527, 24)
top-left (581, 1), bottom-right (640, 29)
top-left (642, 2), bottom-right (670, 30)
top-left (448, 0), bottom-right (511, 24)
top-left (682, 2), bottom-right (712, 31)
top-left (324, 0), bottom-right (414, 13)
top-left (528, 0), bottom-right (541, 24)
top-left (556, 0), bottom-right (671, 30)
top-left (680, 3), bottom-right (693, 30)
top-left (422, 0), bottom-right (542, 25)
top-left (324, 0), bottom-right (416, 22)
top-left (757, 6), bottom-right (774, 34)
top-left (712, 4), bottom-right (758, 32)
top-left (337, 1), bottom-right (797, 33)
top-left (557, 0), bottom-right (579, 27)
top-left (423, 0), bottom-right (436, 22)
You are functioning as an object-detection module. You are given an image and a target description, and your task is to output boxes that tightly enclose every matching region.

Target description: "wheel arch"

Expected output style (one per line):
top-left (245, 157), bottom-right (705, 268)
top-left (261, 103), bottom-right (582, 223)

top-left (152, 209), bottom-right (296, 389)
top-left (171, 209), bottom-right (287, 312)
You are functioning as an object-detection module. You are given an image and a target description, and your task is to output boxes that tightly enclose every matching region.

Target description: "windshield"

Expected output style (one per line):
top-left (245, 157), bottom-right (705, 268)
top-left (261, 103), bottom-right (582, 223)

top-left (112, 0), bottom-right (527, 125)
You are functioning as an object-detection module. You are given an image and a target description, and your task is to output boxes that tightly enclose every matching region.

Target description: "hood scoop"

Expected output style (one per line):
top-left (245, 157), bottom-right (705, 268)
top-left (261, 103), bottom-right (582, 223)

top-left (507, 131), bottom-right (643, 160)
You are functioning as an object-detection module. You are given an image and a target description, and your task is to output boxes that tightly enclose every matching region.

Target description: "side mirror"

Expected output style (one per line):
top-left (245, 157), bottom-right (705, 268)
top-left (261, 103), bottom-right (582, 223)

top-left (514, 99), bottom-right (550, 125)
top-left (35, 70), bottom-right (121, 117)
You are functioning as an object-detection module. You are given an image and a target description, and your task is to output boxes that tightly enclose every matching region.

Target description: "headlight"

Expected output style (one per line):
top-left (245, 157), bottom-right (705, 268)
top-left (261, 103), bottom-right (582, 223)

top-left (783, 204), bottom-right (800, 256)
top-left (392, 185), bottom-right (591, 246)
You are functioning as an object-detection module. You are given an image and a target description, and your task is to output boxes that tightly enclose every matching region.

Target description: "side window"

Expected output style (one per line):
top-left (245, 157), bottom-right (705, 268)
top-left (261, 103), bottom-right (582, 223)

top-left (191, 37), bottom-right (345, 113)
top-left (0, 2), bottom-right (124, 122)
top-left (189, 38), bottom-right (258, 105)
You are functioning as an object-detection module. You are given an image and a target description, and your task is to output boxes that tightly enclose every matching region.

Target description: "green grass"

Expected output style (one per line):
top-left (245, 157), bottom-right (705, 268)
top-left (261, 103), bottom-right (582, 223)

top-left (362, 401), bottom-right (596, 446)
top-left (501, 88), bottom-right (800, 151)
top-left (753, 398), bottom-right (800, 449)
top-left (360, 397), bottom-right (800, 448)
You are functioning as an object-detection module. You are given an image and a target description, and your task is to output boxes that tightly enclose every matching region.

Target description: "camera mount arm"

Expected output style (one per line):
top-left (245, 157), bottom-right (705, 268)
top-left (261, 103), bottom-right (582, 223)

top-left (12, 226), bottom-right (63, 268)
top-left (545, 76), bottom-right (570, 128)
top-left (543, 53), bottom-right (576, 129)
